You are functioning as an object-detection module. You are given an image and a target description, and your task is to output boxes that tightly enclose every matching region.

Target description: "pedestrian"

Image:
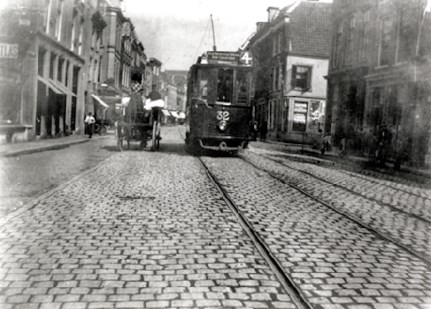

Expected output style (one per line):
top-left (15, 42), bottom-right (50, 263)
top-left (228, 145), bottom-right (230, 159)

top-left (375, 124), bottom-right (393, 167)
top-left (260, 120), bottom-right (267, 142)
top-left (252, 120), bottom-right (258, 141)
top-left (84, 112), bottom-right (95, 138)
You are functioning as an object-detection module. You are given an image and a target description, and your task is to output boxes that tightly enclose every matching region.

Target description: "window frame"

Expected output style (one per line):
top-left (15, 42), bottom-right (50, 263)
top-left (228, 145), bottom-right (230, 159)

top-left (291, 65), bottom-right (312, 91)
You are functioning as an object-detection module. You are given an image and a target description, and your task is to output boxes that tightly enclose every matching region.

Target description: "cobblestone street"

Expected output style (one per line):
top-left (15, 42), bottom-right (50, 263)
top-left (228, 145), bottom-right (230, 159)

top-left (0, 126), bottom-right (430, 308)
top-left (202, 153), bottom-right (431, 308)
top-left (0, 135), bottom-right (117, 217)
top-left (0, 127), bottom-right (295, 309)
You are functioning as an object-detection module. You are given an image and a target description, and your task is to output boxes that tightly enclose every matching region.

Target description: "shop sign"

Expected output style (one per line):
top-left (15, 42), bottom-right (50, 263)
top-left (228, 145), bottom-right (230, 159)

top-left (294, 102), bottom-right (308, 113)
top-left (293, 113), bottom-right (306, 123)
top-left (0, 43), bottom-right (18, 59)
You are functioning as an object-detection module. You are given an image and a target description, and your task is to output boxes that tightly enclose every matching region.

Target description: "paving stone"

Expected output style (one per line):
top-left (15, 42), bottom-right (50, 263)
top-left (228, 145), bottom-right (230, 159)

top-left (202, 152), bottom-right (431, 309)
top-left (0, 129), bottom-right (297, 308)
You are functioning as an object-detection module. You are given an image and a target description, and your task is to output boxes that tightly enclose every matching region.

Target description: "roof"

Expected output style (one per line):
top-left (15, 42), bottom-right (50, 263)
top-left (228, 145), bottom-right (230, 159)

top-left (289, 1), bottom-right (332, 58)
top-left (248, 1), bottom-right (332, 59)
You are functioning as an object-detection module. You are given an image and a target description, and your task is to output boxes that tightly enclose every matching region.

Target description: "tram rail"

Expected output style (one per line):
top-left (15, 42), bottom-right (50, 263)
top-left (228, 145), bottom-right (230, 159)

top-left (255, 152), bottom-right (431, 225)
top-left (239, 151), bottom-right (431, 266)
top-left (196, 155), bottom-right (312, 309)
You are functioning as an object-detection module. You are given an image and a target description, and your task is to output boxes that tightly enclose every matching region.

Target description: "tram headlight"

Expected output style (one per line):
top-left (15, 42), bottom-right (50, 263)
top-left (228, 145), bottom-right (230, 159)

top-left (218, 120), bottom-right (227, 131)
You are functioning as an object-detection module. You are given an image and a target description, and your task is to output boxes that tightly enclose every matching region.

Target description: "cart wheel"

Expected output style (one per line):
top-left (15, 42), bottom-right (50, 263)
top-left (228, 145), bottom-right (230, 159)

top-left (139, 129), bottom-right (147, 150)
top-left (152, 121), bottom-right (159, 150)
top-left (155, 122), bottom-right (161, 150)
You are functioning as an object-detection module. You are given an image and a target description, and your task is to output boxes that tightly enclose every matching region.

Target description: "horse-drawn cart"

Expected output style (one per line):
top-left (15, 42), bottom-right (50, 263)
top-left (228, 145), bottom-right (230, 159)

top-left (116, 107), bottom-right (161, 151)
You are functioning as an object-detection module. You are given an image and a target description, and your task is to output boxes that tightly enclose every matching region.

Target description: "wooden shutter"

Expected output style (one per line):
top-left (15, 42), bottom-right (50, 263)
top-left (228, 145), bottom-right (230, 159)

top-left (306, 66), bottom-right (312, 90)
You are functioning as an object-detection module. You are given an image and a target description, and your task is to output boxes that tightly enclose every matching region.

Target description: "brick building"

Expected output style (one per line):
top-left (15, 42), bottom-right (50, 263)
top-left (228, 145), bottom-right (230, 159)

top-left (245, 0), bottom-right (332, 144)
top-left (326, 0), bottom-right (431, 166)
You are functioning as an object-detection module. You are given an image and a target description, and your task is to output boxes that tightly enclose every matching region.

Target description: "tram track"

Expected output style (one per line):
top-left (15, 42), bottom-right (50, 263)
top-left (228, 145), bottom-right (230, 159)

top-left (336, 168), bottom-right (431, 200)
top-left (177, 127), bottom-right (431, 307)
top-left (238, 151), bottom-right (431, 266)
top-left (196, 155), bottom-right (311, 309)
top-left (178, 127), bottom-right (431, 266)
top-left (254, 152), bottom-right (431, 225)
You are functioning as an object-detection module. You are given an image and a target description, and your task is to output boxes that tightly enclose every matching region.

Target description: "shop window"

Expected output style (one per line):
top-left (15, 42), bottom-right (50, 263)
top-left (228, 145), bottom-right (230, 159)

top-left (293, 101), bottom-right (308, 132)
top-left (291, 65), bottom-right (312, 91)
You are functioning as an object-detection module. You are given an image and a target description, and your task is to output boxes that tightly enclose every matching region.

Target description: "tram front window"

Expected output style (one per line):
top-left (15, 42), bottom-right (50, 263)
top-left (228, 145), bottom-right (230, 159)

top-left (217, 69), bottom-right (233, 103)
top-left (198, 69), bottom-right (217, 101)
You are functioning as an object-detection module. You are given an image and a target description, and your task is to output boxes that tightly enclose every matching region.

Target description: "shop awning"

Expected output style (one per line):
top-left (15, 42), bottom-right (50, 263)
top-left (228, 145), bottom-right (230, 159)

top-left (170, 111), bottom-right (179, 118)
top-left (92, 94), bottom-right (109, 109)
top-left (38, 76), bottom-right (64, 95)
top-left (161, 109), bottom-right (171, 116)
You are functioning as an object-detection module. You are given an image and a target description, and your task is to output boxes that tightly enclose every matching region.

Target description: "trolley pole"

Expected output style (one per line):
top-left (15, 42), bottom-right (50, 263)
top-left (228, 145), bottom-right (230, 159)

top-left (210, 14), bottom-right (217, 51)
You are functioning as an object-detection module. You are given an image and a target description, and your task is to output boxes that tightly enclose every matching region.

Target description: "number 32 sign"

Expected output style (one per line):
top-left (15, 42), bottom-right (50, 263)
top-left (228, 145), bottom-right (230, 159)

top-left (217, 111), bottom-right (230, 121)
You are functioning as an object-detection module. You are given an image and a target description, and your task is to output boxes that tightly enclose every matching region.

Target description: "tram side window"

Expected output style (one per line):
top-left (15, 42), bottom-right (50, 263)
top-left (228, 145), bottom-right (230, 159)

top-left (217, 69), bottom-right (233, 102)
top-left (236, 69), bottom-right (250, 104)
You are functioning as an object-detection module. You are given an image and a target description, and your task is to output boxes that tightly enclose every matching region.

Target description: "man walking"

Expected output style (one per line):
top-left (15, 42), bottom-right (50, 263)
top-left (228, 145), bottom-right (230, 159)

top-left (84, 112), bottom-right (96, 138)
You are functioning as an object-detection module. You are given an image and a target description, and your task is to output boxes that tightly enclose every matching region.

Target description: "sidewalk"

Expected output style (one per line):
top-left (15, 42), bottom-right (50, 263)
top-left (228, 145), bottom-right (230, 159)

top-left (0, 134), bottom-right (91, 157)
top-left (250, 139), bottom-right (431, 179)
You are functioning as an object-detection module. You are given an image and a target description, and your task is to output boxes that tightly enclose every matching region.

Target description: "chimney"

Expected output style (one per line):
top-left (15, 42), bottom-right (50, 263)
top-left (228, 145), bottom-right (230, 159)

top-left (256, 22), bottom-right (267, 32)
top-left (267, 7), bottom-right (279, 22)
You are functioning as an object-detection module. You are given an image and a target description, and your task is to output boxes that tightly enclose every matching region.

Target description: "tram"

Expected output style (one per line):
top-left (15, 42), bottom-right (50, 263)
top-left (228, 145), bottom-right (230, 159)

top-left (185, 50), bottom-right (254, 153)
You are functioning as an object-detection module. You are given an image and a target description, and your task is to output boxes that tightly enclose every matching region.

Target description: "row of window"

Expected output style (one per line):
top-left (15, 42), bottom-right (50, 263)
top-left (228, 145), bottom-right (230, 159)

top-left (332, 5), bottom-right (420, 69)
top-left (38, 47), bottom-right (80, 95)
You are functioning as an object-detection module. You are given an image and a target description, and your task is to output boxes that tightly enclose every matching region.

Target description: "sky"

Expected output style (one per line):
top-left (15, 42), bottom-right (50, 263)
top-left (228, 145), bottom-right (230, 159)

top-left (123, 0), bottom-right (318, 71)
top-left (0, 0), bottom-right (331, 71)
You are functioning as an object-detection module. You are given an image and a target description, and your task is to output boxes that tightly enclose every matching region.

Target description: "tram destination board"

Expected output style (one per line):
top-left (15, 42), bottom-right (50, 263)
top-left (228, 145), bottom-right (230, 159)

top-left (207, 51), bottom-right (239, 63)
top-left (204, 51), bottom-right (253, 66)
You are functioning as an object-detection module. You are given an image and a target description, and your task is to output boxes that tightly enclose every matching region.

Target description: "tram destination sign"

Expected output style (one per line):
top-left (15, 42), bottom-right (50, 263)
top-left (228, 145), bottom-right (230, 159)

top-left (206, 51), bottom-right (253, 66)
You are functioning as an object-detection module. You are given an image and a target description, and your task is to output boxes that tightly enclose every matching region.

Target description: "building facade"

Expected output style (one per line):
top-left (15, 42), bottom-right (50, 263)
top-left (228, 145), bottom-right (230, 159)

top-left (246, 0), bottom-right (332, 144)
top-left (164, 70), bottom-right (188, 112)
top-left (0, 0), bottom-right (92, 141)
top-left (0, 0), bottom-right (152, 143)
top-left (326, 0), bottom-right (431, 166)
top-left (0, 0), bottom-right (117, 142)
